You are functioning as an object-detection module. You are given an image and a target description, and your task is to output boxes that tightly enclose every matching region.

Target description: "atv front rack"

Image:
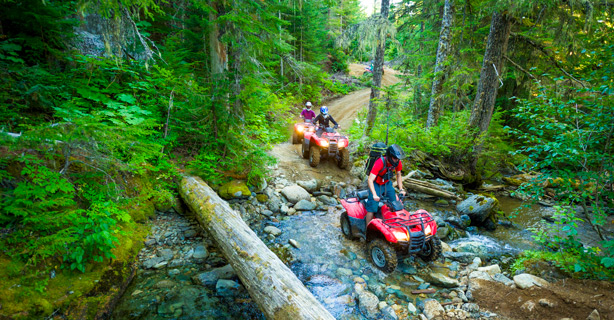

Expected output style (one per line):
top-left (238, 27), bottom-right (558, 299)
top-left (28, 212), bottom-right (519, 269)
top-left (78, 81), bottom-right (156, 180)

top-left (382, 215), bottom-right (435, 254)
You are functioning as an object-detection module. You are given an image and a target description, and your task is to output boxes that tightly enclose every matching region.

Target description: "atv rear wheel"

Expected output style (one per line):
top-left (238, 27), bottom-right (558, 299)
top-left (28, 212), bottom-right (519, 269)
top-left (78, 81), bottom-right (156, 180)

top-left (292, 131), bottom-right (299, 144)
top-left (340, 212), bottom-right (357, 240)
top-left (338, 148), bottom-right (349, 169)
top-left (368, 238), bottom-right (397, 273)
top-left (418, 237), bottom-right (442, 262)
top-left (309, 145), bottom-right (321, 167)
top-left (301, 141), bottom-right (310, 159)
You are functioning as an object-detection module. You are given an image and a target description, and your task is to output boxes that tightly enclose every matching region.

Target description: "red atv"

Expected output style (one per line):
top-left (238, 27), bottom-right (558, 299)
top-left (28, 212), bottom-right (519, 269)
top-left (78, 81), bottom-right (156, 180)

top-left (339, 190), bottom-right (441, 272)
top-left (292, 119), bottom-right (316, 144)
top-left (301, 125), bottom-right (349, 169)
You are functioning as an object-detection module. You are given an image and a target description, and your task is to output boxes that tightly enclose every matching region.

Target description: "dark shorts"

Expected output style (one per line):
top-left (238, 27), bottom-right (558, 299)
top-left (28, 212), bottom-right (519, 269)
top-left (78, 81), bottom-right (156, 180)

top-left (366, 181), bottom-right (396, 213)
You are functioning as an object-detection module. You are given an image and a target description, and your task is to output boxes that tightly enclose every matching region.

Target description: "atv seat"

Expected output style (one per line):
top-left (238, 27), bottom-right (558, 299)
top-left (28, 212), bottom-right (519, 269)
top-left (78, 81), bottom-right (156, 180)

top-left (355, 190), bottom-right (369, 200)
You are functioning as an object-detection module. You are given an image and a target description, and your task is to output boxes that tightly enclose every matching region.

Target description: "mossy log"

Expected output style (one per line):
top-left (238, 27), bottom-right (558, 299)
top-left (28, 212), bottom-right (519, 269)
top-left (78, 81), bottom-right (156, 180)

top-left (179, 176), bottom-right (334, 320)
top-left (402, 177), bottom-right (461, 200)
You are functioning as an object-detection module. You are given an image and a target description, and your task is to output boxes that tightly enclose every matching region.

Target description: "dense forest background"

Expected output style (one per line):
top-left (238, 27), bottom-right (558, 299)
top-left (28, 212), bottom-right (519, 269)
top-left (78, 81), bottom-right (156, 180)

top-left (0, 0), bottom-right (613, 317)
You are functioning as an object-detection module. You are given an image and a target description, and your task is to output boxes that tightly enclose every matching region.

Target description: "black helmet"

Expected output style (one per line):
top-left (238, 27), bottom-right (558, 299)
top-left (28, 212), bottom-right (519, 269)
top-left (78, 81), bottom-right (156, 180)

top-left (386, 144), bottom-right (405, 167)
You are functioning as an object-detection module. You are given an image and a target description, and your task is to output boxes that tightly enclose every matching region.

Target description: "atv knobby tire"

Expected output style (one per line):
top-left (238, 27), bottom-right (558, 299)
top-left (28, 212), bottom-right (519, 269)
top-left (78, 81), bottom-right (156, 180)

top-left (340, 212), bottom-right (357, 240)
top-left (301, 141), bottom-right (310, 159)
top-left (368, 238), bottom-right (397, 273)
top-left (292, 131), bottom-right (299, 144)
top-left (418, 236), bottom-right (442, 262)
top-left (309, 145), bottom-right (321, 167)
top-left (338, 148), bottom-right (349, 169)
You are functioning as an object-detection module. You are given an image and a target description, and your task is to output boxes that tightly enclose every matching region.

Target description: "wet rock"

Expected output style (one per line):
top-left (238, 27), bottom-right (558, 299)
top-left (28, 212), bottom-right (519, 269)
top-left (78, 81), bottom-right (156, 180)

top-left (215, 279), bottom-right (242, 297)
top-left (297, 179), bottom-right (318, 193)
top-left (492, 273), bottom-right (515, 287)
top-left (268, 195), bottom-right (282, 213)
top-left (192, 245), bottom-right (208, 259)
top-left (183, 229), bottom-right (197, 238)
top-left (434, 199), bottom-right (449, 207)
top-left (456, 194), bottom-right (499, 224)
top-left (281, 185), bottom-right (311, 204)
top-left (264, 226), bottom-right (282, 236)
top-left (193, 264), bottom-right (236, 286)
top-left (426, 272), bottom-right (460, 288)
top-left (443, 251), bottom-right (476, 263)
top-left (154, 280), bottom-right (176, 289)
top-left (469, 271), bottom-right (492, 281)
top-left (587, 309), bottom-right (601, 320)
top-left (513, 273), bottom-right (549, 289)
top-left (294, 199), bottom-right (316, 211)
top-left (144, 238), bottom-right (157, 247)
top-left (280, 204), bottom-right (289, 214)
top-left (143, 257), bottom-right (165, 269)
top-left (357, 290), bottom-right (379, 319)
top-left (261, 209), bottom-right (273, 217)
top-left (380, 305), bottom-right (397, 320)
top-left (407, 302), bottom-right (418, 315)
top-left (336, 268), bottom-right (353, 277)
top-left (461, 303), bottom-right (479, 313)
top-left (453, 241), bottom-right (489, 256)
top-left (159, 248), bottom-right (174, 261)
top-left (423, 299), bottom-right (445, 319)
top-left (317, 195), bottom-right (338, 206)
top-left (288, 239), bottom-right (300, 248)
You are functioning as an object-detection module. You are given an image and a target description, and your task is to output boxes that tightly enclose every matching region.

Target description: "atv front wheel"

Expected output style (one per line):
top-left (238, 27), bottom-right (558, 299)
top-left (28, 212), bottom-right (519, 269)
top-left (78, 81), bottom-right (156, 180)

top-left (340, 212), bottom-right (357, 240)
top-left (338, 148), bottom-right (349, 169)
top-left (292, 131), bottom-right (299, 144)
top-left (368, 238), bottom-right (397, 273)
top-left (418, 237), bottom-right (442, 262)
top-left (301, 141), bottom-right (310, 159)
top-left (309, 145), bottom-right (321, 167)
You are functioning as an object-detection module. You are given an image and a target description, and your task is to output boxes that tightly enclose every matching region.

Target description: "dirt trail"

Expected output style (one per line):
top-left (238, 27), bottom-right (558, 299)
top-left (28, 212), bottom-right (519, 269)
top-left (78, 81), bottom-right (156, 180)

top-left (269, 63), bottom-right (402, 183)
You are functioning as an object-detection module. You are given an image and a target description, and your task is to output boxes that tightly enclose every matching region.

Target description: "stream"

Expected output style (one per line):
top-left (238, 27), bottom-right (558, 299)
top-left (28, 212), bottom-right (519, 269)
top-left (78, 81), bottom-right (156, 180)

top-left (111, 194), bottom-right (556, 319)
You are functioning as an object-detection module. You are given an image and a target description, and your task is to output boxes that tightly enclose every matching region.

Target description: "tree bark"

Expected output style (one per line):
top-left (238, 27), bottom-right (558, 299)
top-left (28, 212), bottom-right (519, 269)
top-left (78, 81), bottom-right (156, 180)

top-left (467, 11), bottom-right (511, 184)
top-left (179, 176), bottom-right (335, 320)
top-left (363, 0), bottom-right (390, 137)
top-left (468, 11), bottom-right (511, 137)
top-left (426, 0), bottom-right (454, 128)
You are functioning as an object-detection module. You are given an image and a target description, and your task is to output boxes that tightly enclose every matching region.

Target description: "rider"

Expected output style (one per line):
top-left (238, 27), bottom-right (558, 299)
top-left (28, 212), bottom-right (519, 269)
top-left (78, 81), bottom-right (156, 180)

top-left (366, 144), bottom-right (406, 227)
top-left (313, 106), bottom-right (338, 136)
top-left (301, 101), bottom-right (316, 121)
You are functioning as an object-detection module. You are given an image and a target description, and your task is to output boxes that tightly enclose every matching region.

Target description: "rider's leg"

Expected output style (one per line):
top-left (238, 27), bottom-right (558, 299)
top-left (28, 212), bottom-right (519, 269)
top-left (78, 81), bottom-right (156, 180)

top-left (365, 184), bottom-right (381, 228)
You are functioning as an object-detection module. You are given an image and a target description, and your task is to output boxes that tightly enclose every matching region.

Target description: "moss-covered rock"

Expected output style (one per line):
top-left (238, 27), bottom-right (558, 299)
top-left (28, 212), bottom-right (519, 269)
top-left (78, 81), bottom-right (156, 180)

top-left (256, 194), bottom-right (268, 203)
top-left (218, 180), bottom-right (251, 200)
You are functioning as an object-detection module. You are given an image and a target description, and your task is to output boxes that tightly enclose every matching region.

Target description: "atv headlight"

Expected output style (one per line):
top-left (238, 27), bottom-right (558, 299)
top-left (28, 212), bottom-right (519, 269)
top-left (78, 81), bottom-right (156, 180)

top-left (339, 140), bottom-right (348, 148)
top-left (392, 229), bottom-right (408, 241)
top-left (297, 125), bottom-right (304, 132)
top-left (320, 140), bottom-right (329, 147)
top-left (424, 224), bottom-right (432, 236)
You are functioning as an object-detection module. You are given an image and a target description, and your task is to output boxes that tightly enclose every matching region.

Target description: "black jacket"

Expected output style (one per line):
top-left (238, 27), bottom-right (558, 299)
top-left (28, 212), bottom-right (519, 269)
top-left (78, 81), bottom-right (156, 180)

top-left (313, 113), bottom-right (338, 128)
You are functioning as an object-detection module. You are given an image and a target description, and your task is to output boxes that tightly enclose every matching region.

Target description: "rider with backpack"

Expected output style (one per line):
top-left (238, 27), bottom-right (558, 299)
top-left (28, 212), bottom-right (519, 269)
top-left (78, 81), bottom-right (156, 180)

top-left (366, 144), bottom-right (406, 227)
top-left (313, 106), bottom-right (338, 136)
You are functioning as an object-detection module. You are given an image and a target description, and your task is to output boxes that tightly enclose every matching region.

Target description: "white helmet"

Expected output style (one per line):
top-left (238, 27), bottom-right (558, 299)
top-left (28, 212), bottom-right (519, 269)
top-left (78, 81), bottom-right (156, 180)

top-left (305, 101), bottom-right (312, 108)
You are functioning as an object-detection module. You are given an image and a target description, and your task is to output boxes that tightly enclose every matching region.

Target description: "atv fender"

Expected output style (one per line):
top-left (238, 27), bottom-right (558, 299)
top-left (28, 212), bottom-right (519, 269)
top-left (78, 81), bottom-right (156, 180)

top-left (367, 219), bottom-right (399, 244)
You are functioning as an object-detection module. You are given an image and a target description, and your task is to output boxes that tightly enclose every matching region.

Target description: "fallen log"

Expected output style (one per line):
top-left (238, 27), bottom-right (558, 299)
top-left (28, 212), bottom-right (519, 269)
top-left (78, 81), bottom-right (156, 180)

top-left (402, 177), bottom-right (461, 200)
top-left (179, 176), bottom-right (334, 320)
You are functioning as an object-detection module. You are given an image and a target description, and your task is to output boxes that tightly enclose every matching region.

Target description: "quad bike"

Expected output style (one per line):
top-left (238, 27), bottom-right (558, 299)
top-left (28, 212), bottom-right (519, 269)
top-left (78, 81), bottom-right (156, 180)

top-left (301, 125), bottom-right (350, 169)
top-left (292, 119), bottom-right (315, 144)
top-left (363, 65), bottom-right (384, 76)
top-left (339, 190), bottom-right (441, 273)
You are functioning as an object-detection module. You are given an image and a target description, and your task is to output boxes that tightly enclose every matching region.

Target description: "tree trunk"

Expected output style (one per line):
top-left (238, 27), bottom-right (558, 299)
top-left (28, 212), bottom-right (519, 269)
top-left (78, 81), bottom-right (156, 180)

top-left (468, 11), bottom-right (512, 180)
top-left (364, 0), bottom-right (390, 137)
top-left (179, 176), bottom-right (335, 320)
top-left (209, 3), bottom-right (226, 75)
top-left (468, 11), bottom-right (511, 138)
top-left (426, 0), bottom-right (454, 128)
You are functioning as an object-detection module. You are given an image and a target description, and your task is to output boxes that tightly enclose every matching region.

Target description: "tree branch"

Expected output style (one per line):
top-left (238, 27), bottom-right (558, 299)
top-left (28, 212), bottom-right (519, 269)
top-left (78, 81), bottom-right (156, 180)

top-left (511, 33), bottom-right (586, 88)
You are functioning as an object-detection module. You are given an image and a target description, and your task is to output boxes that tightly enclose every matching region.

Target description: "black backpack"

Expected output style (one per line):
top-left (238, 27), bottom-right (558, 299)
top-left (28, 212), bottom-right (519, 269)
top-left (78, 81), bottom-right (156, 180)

top-left (364, 142), bottom-right (387, 176)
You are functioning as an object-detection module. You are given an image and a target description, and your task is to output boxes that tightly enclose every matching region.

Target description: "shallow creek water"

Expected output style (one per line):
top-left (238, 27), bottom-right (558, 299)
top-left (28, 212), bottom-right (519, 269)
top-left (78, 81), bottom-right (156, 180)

top-left (112, 196), bottom-right (555, 319)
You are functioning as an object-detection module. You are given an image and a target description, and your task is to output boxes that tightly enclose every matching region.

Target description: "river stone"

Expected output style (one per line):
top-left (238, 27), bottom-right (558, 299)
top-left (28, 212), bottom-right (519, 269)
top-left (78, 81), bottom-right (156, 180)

top-left (193, 245), bottom-right (208, 259)
top-left (336, 268), bottom-right (353, 277)
top-left (380, 305), bottom-right (398, 320)
top-left (454, 241), bottom-right (489, 256)
top-left (294, 199), bottom-right (316, 211)
top-left (587, 309), bottom-right (601, 320)
top-left (469, 271), bottom-right (493, 281)
top-left (477, 264), bottom-right (501, 276)
top-left (268, 194), bottom-right (282, 213)
top-left (513, 273), bottom-right (549, 289)
top-left (297, 179), bottom-right (318, 192)
top-left (423, 299), bottom-right (445, 319)
top-left (407, 302), bottom-right (418, 314)
top-left (289, 239), bottom-right (300, 248)
top-left (357, 290), bottom-right (380, 319)
top-left (280, 204), bottom-right (289, 214)
top-left (143, 257), bottom-right (165, 269)
top-left (219, 180), bottom-right (251, 200)
top-left (456, 194), bottom-right (498, 224)
top-left (184, 229), bottom-right (197, 238)
top-left (443, 251), bottom-right (476, 263)
top-left (215, 279), bottom-right (242, 297)
top-left (426, 272), bottom-right (460, 288)
top-left (261, 209), bottom-right (273, 217)
top-left (159, 248), bottom-right (174, 261)
top-left (281, 185), bottom-right (311, 204)
top-left (154, 280), bottom-right (176, 289)
top-left (264, 226), bottom-right (282, 236)
top-left (317, 195), bottom-right (338, 206)
top-left (493, 273), bottom-right (515, 286)
top-left (193, 264), bottom-right (236, 286)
